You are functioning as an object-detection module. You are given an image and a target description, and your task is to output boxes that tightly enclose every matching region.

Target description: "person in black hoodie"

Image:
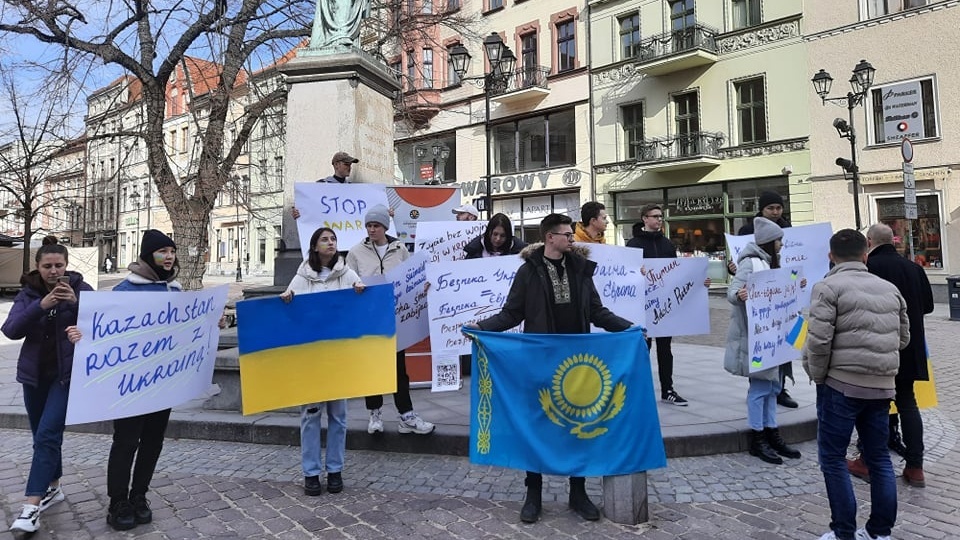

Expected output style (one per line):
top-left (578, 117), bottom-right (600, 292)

top-left (626, 203), bottom-right (698, 406)
top-left (727, 191), bottom-right (798, 409)
top-left (463, 213), bottom-right (527, 259)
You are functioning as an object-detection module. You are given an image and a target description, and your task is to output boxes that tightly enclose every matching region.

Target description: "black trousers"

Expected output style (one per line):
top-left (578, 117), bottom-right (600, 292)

top-left (365, 350), bottom-right (413, 415)
top-left (525, 471), bottom-right (584, 487)
top-left (646, 337), bottom-right (673, 394)
top-left (894, 375), bottom-right (924, 468)
top-left (107, 408), bottom-right (171, 501)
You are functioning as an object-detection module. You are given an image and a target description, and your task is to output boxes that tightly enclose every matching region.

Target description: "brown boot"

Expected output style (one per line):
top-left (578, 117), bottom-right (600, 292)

top-left (847, 457), bottom-right (870, 483)
top-left (902, 467), bottom-right (925, 488)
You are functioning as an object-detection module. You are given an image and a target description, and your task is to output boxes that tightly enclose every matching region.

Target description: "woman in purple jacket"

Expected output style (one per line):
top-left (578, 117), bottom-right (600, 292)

top-left (3, 237), bottom-right (93, 533)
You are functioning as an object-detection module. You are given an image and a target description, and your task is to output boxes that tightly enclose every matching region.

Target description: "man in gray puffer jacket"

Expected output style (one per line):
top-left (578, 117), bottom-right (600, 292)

top-left (803, 228), bottom-right (909, 540)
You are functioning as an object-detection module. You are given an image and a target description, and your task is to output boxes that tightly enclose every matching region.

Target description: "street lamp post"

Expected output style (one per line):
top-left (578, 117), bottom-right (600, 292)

top-left (129, 190), bottom-right (141, 262)
top-left (449, 33), bottom-right (516, 219)
top-left (235, 181), bottom-right (243, 283)
top-left (811, 59), bottom-right (877, 230)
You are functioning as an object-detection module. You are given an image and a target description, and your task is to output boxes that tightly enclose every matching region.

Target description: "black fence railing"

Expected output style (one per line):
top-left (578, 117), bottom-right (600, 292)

top-left (636, 24), bottom-right (719, 62)
top-left (635, 132), bottom-right (724, 162)
top-left (487, 66), bottom-right (551, 98)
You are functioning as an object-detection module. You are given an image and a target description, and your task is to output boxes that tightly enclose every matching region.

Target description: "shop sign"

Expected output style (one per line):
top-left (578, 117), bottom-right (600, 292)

top-left (669, 195), bottom-right (724, 217)
top-left (459, 168), bottom-right (583, 196)
top-left (881, 81), bottom-right (924, 143)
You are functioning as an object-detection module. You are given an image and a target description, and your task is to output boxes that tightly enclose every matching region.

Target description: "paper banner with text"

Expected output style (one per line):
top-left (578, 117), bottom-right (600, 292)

top-left (414, 221), bottom-right (487, 263)
top-left (294, 182), bottom-right (389, 257)
top-left (387, 186), bottom-right (462, 244)
top-left (725, 222), bottom-right (832, 306)
top-left (585, 243), bottom-right (646, 331)
top-left (65, 286), bottom-right (229, 425)
top-left (746, 267), bottom-right (804, 373)
top-left (431, 348), bottom-right (462, 392)
top-left (426, 256), bottom-right (524, 355)
top-left (236, 284), bottom-right (397, 415)
top-left (642, 257), bottom-right (710, 337)
top-left (381, 251), bottom-right (430, 351)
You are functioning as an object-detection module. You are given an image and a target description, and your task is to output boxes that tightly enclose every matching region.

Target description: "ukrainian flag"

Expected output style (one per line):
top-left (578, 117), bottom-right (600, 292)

top-left (786, 314), bottom-right (808, 350)
top-left (236, 284), bottom-right (397, 415)
top-left (463, 326), bottom-right (666, 477)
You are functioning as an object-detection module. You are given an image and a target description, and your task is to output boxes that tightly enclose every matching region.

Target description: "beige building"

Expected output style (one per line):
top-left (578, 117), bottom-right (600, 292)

top-left (805, 0), bottom-right (958, 291)
top-left (589, 0), bottom-right (810, 280)
top-left (392, 0), bottom-right (592, 240)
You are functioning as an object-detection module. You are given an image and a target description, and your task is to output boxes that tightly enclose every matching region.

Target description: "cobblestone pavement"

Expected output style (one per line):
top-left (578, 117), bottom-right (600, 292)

top-left (1, 284), bottom-right (959, 538)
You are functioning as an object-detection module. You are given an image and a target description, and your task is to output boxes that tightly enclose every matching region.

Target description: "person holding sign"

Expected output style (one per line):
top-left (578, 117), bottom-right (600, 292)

top-left (102, 230), bottom-right (183, 531)
top-left (463, 213), bottom-right (527, 259)
top-left (280, 227), bottom-right (365, 497)
top-left (724, 218), bottom-right (802, 465)
top-left (346, 205), bottom-right (435, 436)
top-left (3, 237), bottom-right (92, 534)
top-left (466, 213), bottom-right (633, 524)
top-left (802, 229), bottom-right (909, 540)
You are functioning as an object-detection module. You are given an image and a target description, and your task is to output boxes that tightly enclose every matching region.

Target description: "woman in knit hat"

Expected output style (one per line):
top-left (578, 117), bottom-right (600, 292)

top-left (724, 217), bottom-right (803, 465)
top-left (105, 229), bottom-right (180, 530)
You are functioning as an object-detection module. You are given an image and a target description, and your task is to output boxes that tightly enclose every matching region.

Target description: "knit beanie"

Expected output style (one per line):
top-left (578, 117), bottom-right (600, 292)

top-left (364, 205), bottom-right (390, 228)
top-left (758, 191), bottom-right (785, 211)
top-left (140, 229), bottom-right (177, 278)
top-left (753, 217), bottom-right (783, 245)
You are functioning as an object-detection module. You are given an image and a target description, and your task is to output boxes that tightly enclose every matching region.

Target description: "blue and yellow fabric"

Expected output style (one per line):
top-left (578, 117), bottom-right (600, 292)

top-left (893, 341), bottom-right (938, 412)
top-left (236, 284), bottom-right (397, 415)
top-left (462, 326), bottom-right (666, 477)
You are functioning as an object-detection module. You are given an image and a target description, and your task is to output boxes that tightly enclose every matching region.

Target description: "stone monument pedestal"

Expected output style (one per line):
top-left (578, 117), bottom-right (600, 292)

top-left (602, 473), bottom-right (649, 525)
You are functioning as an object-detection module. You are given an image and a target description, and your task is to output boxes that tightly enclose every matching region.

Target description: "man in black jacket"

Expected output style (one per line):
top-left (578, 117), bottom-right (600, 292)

top-left (471, 213), bottom-right (632, 524)
top-left (847, 223), bottom-right (934, 488)
top-left (626, 203), bottom-right (690, 405)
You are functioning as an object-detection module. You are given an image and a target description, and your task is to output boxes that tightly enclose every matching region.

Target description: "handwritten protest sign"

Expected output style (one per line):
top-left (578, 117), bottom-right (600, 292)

top-left (384, 251), bottom-right (430, 351)
top-left (643, 257), bottom-right (710, 337)
top-left (415, 221), bottom-right (487, 263)
top-left (746, 267), bottom-right (804, 373)
top-left (387, 186), bottom-right (461, 243)
top-left (294, 182), bottom-right (389, 257)
top-left (66, 286), bottom-right (229, 425)
top-left (427, 256), bottom-right (523, 355)
top-left (585, 243), bottom-right (646, 331)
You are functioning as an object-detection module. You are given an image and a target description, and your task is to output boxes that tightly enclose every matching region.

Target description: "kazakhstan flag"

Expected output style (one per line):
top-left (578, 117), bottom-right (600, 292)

top-left (463, 326), bottom-right (666, 477)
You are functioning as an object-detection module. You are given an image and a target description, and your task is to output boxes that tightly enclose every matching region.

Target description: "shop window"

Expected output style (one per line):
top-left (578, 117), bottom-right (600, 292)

top-left (732, 0), bottom-right (761, 29)
top-left (869, 77), bottom-right (938, 145)
top-left (493, 191), bottom-right (580, 243)
top-left (622, 103), bottom-right (644, 160)
top-left (619, 13), bottom-right (640, 60)
top-left (876, 194), bottom-right (943, 268)
top-left (735, 78), bottom-right (766, 144)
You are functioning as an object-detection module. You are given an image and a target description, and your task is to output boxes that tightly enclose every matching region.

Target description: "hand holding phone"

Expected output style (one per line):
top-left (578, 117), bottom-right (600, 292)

top-left (57, 276), bottom-right (71, 286)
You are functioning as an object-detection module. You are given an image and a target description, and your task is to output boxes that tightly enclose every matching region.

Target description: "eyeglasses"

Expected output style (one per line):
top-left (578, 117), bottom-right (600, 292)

top-left (644, 214), bottom-right (664, 220)
top-left (549, 232), bottom-right (575, 240)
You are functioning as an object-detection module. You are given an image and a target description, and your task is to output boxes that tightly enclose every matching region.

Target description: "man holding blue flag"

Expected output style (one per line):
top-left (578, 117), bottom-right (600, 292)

top-left (465, 213), bottom-right (635, 524)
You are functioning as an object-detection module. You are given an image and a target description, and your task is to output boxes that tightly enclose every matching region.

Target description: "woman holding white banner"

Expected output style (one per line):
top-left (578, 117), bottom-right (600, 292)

top-left (3, 237), bottom-right (93, 533)
top-left (463, 213), bottom-right (527, 259)
top-left (724, 218), bottom-right (802, 466)
top-left (280, 226), bottom-right (365, 497)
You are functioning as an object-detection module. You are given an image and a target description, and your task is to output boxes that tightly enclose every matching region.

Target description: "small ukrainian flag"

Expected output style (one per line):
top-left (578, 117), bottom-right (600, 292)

top-left (786, 315), bottom-right (808, 350)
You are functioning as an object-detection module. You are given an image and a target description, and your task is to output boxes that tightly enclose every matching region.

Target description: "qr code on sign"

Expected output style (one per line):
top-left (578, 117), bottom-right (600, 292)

top-left (435, 363), bottom-right (459, 388)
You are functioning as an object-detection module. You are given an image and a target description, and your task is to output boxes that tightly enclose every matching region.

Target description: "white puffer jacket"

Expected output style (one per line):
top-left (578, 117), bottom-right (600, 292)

top-left (284, 255), bottom-right (361, 296)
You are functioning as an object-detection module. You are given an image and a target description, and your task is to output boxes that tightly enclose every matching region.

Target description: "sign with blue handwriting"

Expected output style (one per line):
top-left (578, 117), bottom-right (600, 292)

top-left (426, 256), bottom-right (524, 355)
top-left (725, 222), bottom-right (831, 307)
top-left (294, 182), bottom-right (390, 257)
top-left (382, 251), bottom-right (430, 351)
top-left (642, 257), bottom-right (710, 337)
top-left (414, 221), bottom-right (487, 263)
top-left (65, 286), bottom-right (229, 425)
top-left (745, 267), bottom-right (804, 373)
top-left (585, 244), bottom-right (646, 331)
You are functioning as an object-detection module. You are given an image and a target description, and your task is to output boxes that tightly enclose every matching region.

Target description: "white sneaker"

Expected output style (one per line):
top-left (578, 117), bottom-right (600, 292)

top-left (398, 413), bottom-right (435, 435)
top-left (38, 485), bottom-right (65, 512)
top-left (819, 533), bottom-right (837, 540)
top-left (367, 409), bottom-right (384, 434)
top-left (9, 503), bottom-right (40, 533)
top-left (855, 528), bottom-right (891, 540)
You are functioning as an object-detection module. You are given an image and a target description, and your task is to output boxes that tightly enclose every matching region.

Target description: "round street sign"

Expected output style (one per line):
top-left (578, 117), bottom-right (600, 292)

top-left (901, 137), bottom-right (914, 163)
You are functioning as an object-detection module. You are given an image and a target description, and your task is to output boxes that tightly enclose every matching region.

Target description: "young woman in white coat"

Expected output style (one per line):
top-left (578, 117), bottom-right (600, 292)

top-left (280, 227), bottom-right (365, 497)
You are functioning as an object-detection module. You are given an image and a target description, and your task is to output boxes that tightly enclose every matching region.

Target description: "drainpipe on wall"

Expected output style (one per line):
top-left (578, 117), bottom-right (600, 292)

top-left (585, 0), bottom-right (597, 205)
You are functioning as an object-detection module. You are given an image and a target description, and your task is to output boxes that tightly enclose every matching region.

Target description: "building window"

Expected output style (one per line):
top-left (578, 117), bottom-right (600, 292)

top-left (732, 0), bottom-right (761, 29)
top-left (622, 103), bottom-right (644, 160)
top-left (389, 60), bottom-right (402, 83)
top-left (169, 130), bottom-right (177, 153)
top-left (446, 46), bottom-right (461, 86)
top-left (406, 50), bottom-right (415, 91)
top-left (487, 0), bottom-right (503, 10)
top-left (422, 48), bottom-right (434, 89)
top-left (521, 33), bottom-right (538, 81)
top-left (862, 0), bottom-right (927, 19)
top-left (423, 0), bottom-right (433, 13)
top-left (618, 13), bottom-right (640, 60)
top-left (492, 109), bottom-right (576, 174)
top-left (674, 91), bottom-right (700, 156)
top-left (258, 158), bottom-right (269, 191)
top-left (556, 20), bottom-right (575, 72)
top-left (447, 0), bottom-right (460, 10)
top-left (869, 77), bottom-right (939, 145)
top-left (735, 78), bottom-right (766, 144)
top-left (670, 0), bottom-right (696, 36)
top-left (877, 194), bottom-right (942, 268)
top-left (181, 127), bottom-right (189, 154)
top-left (274, 156), bottom-right (284, 190)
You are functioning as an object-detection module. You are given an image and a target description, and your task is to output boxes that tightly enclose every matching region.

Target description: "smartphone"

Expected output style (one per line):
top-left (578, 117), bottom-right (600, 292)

top-left (57, 276), bottom-right (70, 285)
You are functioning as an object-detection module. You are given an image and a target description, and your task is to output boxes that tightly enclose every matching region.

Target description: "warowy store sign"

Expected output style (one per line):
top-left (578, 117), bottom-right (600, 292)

top-left (881, 81), bottom-right (924, 143)
top-left (459, 169), bottom-right (582, 196)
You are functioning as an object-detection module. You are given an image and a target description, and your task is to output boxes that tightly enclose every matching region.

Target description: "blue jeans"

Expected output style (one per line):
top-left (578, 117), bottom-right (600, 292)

top-left (300, 400), bottom-right (347, 477)
top-left (22, 381), bottom-right (69, 497)
top-left (746, 377), bottom-right (781, 431)
top-left (817, 384), bottom-right (897, 540)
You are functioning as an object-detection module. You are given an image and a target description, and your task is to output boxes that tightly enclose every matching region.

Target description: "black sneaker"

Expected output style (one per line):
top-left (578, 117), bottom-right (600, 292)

top-left (107, 499), bottom-right (136, 531)
top-left (326, 472), bottom-right (343, 494)
top-left (662, 389), bottom-right (689, 406)
top-left (304, 475), bottom-right (323, 496)
top-left (129, 494), bottom-right (152, 524)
